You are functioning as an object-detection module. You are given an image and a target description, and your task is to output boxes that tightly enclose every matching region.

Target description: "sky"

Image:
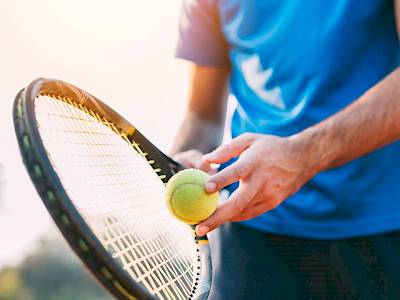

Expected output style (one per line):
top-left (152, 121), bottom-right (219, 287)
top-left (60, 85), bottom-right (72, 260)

top-left (0, 0), bottom-right (192, 267)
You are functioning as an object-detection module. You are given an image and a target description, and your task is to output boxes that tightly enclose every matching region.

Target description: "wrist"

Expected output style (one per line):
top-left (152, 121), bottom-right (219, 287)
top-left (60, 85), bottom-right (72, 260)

top-left (289, 126), bottom-right (338, 176)
top-left (170, 112), bottom-right (224, 156)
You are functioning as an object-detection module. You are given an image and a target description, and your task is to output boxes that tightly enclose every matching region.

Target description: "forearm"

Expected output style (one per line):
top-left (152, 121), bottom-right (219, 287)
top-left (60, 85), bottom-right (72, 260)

top-left (293, 68), bottom-right (400, 174)
top-left (170, 64), bottom-right (230, 156)
top-left (170, 111), bottom-right (225, 155)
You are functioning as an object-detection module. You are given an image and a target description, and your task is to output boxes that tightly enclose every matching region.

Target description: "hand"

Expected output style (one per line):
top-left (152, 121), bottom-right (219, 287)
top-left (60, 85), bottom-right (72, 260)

top-left (196, 133), bottom-right (317, 236)
top-left (173, 149), bottom-right (215, 174)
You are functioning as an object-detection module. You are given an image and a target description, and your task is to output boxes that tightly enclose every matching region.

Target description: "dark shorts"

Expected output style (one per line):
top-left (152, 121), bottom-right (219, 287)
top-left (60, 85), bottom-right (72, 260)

top-left (208, 223), bottom-right (400, 300)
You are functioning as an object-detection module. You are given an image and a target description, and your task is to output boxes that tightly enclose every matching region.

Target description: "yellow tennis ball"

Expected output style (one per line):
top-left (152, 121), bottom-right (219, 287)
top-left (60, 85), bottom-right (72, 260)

top-left (166, 168), bottom-right (218, 224)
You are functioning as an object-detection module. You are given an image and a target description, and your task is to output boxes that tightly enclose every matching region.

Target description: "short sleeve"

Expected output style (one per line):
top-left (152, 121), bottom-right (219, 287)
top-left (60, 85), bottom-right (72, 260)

top-left (175, 0), bottom-right (230, 67)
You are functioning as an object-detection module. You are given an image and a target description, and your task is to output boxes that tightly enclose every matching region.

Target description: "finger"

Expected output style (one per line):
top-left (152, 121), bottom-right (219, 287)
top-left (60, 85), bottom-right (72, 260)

top-left (204, 159), bottom-right (253, 193)
top-left (228, 197), bottom-right (267, 222)
top-left (173, 150), bottom-right (213, 173)
top-left (229, 189), bottom-right (285, 222)
top-left (195, 159), bottom-right (213, 174)
top-left (203, 133), bottom-right (257, 164)
top-left (196, 183), bottom-right (257, 236)
top-left (172, 151), bottom-right (197, 169)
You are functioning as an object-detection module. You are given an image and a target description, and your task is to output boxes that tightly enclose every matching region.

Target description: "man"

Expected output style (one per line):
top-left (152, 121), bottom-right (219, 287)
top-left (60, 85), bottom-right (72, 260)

top-left (172, 0), bottom-right (400, 298)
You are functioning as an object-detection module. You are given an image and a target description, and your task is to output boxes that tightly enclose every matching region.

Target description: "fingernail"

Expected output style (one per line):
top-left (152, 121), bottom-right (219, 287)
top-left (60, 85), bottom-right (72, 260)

top-left (205, 181), bottom-right (216, 193)
top-left (196, 226), bottom-right (209, 237)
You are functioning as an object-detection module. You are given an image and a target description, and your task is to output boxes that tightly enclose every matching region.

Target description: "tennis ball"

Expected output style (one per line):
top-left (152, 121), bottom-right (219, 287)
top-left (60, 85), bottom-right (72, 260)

top-left (166, 168), bottom-right (218, 224)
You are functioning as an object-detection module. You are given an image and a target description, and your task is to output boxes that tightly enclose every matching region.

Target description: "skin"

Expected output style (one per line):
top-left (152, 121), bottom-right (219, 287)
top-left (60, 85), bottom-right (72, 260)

top-left (172, 1), bottom-right (400, 237)
top-left (170, 65), bottom-right (230, 173)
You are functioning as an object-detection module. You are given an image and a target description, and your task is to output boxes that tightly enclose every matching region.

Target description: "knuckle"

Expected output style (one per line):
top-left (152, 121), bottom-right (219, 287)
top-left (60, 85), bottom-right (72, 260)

top-left (233, 167), bottom-right (243, 178)
top-left (215, 173), bottom-right (228, 187)
top-left (231, 198), bottom-right (246, 212)
top-left (240, 132), bottom-right (257, 142)
top-left (234, 163), bottom-right (252, 178)
top-left (218, 144), bottom-right (230, 155)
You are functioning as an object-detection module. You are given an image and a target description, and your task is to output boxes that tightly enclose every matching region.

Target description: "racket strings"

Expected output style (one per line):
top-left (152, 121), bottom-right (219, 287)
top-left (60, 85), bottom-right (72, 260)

top-left (58, 97), bottom-right (195, 299)
top-left (35, 95), bottom-right (198, 300)
top-left (46, 97), bottom-right (195, 298)
top-left (104, 219), bottom-right (194, 299)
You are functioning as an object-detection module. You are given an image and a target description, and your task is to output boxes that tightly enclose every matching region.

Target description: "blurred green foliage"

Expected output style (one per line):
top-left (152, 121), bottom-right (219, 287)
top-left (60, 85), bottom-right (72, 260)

top-left (0, 237), bottom-right (111, 300)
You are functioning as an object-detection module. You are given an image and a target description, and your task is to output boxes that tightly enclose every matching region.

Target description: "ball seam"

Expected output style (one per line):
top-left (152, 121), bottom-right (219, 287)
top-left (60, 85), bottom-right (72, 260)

top-left (169, 182), bottom-right (207, 224)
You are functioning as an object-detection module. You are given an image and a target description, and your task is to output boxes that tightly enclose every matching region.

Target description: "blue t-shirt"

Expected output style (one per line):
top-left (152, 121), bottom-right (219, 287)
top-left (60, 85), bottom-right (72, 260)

top-left (175, 0), bottom-right (400, 239)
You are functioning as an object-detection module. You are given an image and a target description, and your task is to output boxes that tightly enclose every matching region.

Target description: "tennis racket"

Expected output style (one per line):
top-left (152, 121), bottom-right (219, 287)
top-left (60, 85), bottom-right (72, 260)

top-left (13, 78), bottom-right (212, 300)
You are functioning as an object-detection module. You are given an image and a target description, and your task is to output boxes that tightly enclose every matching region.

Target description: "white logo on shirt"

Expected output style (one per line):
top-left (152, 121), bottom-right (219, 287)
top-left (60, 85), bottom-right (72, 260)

top-left (241, 54), bottom-right (285, 110)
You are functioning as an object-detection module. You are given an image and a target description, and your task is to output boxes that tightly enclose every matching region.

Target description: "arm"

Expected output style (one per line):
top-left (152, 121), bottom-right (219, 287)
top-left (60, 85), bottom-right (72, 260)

top-left (170, 64), bottom-right (230, 170)
top-left (293, 68), bottom-right (400, 173)
top-left (298, 0), bottom-right (400, 171)
top-left (197, 68), bottom-right (400, 236)
top-left (195, 7), bottom-right (400, 236)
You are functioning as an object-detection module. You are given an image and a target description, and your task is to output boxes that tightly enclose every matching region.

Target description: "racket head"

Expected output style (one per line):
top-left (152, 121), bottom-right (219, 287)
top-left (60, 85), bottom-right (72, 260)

top-left (13, 78), bottom-right (212, 300)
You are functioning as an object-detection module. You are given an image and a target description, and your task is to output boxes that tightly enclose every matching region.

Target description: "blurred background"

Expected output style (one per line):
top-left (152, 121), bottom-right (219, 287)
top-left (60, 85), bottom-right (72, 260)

top-left (0, 1), bottom-right (193, 299)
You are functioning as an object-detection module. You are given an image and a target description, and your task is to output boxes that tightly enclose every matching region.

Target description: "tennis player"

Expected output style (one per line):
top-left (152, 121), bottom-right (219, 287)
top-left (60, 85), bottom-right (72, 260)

top-left (171, 1), bottom-right (400, 298)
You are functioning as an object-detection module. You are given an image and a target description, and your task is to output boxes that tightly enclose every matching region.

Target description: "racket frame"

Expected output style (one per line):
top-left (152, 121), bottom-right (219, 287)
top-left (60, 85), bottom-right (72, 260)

top-left (13, 78), bottom-right (212, 300)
